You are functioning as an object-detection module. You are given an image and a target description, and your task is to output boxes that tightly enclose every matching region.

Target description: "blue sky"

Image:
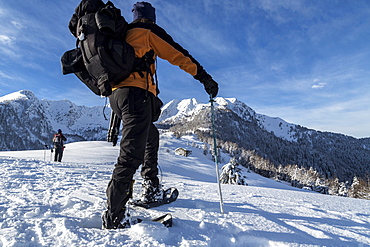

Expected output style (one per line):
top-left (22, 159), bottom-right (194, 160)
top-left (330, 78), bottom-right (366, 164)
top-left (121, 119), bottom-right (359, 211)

top-left (1, 0), bottom-right (370, 138)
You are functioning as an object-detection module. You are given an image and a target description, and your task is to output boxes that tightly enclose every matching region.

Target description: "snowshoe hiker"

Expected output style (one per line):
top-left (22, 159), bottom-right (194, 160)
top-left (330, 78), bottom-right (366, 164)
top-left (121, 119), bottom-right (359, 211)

top-left (53, 129), bottom-right (67, 162)
top-left (64, 1), bottom-right (218, 229)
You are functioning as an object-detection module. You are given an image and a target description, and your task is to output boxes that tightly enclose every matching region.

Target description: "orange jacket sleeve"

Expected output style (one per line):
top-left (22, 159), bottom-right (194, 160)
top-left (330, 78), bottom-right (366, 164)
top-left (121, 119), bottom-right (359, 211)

top-left (112, 22), bottom-right (212, 95)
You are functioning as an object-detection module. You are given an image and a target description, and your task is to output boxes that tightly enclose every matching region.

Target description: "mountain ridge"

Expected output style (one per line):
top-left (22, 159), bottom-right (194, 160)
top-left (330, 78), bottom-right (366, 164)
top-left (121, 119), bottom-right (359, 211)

top-left (159, 97), bottom-right (363, 143)
top-left (0, 90), bottom-right (108, 150)
top-left (157, 97), bottom-right (370, 183)
top-left (1, 90), bottom-right (369, 184)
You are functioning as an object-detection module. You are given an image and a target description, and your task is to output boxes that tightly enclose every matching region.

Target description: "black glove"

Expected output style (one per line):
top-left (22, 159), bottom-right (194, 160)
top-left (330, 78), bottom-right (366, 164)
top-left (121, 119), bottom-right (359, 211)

top-left (98, 76), bottom-right (112, 97)
top-left (98, 83), bottom-right (112, 97)
top-left (202, 78), bottom-right (219, 98)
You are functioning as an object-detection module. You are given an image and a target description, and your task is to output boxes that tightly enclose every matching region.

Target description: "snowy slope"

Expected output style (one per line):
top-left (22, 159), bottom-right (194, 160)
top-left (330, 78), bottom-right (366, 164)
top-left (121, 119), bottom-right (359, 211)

top-left (0, 132), bottom-right (369, 247)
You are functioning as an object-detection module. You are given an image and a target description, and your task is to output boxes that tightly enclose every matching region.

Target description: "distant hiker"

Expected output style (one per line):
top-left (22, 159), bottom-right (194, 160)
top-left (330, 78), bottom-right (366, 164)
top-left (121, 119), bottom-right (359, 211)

top-left (102, 2), bottom-right (219, 229)
top-left (53, 129), bottom-right (67, 162)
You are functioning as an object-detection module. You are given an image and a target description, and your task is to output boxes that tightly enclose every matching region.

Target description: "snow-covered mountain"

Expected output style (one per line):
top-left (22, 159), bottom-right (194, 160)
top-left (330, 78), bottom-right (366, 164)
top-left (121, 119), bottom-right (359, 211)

top-left (1, 91), bottom-right (370, 184)
top-left (157, 97), bottom-right (370, 184)
top-left (159, 97), bottom-right (302, 142)
top-left (0, 134), bottom-right (369, 246)
top-left (0, 90), bottom-right (109, 151)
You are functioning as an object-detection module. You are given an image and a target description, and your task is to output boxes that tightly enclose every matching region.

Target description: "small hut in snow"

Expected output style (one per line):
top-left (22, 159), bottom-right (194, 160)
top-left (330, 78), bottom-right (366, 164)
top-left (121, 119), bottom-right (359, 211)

top-left (175, 147), bottom-right (192, 157)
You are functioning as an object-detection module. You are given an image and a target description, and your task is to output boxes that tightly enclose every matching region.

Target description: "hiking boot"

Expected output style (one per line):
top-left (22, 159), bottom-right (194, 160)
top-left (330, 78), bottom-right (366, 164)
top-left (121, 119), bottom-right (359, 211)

top-left (102, 208), bottom-right (131, 229)
top-left (141, 179), bottom-right (164, 203)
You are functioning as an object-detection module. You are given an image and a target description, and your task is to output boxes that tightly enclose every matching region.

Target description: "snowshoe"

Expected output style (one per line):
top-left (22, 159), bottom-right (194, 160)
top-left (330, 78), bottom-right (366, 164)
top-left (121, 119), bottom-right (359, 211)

top-left (151, 213), bottom-right (173, 227)
top-left (130, 187), bottom-right (179, 209)
top-left (134, 213), bottom-right (173, 227)
top-left (140, 179), bottom-right (164, 203)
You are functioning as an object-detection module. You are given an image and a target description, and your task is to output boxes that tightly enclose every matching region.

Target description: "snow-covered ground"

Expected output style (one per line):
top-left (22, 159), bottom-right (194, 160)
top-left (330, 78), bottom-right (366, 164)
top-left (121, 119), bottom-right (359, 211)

top-left (0, 131), bottom-right (369, 247)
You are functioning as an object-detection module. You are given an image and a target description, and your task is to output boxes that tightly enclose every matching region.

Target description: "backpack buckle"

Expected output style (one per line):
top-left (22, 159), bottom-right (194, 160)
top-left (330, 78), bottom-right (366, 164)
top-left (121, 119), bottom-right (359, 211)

top-left (78, 32), bottom-right (85, 41)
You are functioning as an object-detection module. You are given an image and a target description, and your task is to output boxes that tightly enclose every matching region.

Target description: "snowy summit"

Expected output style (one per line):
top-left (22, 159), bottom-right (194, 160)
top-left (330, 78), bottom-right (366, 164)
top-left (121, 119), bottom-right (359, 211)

top-left (159, 97), bottom-right (304, 142)
top-left (0, 90), bottom-right (34, 103)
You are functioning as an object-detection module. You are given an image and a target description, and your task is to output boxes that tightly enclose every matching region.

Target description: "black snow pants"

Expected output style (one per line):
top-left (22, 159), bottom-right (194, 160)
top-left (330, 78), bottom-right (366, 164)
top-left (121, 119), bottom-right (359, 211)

top-left (106, 87), bottom-right (160, 218)
top-left (54, 146), bottom-right (64, 162)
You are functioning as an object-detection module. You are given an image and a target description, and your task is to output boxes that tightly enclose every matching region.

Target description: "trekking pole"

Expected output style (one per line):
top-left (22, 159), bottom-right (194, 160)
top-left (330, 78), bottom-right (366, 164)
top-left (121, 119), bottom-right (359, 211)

top-left (43, 144), bottom-right (50, 161)
top-left (43, 145), bottom-right (47, 161)
top-left (210, 96), bottom-right (225, 214)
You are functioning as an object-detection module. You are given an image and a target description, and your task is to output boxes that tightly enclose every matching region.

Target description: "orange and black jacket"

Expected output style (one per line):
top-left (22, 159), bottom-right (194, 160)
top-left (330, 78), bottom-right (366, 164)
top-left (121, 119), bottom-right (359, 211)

top-left (112, 22), bottom-right (212, 96)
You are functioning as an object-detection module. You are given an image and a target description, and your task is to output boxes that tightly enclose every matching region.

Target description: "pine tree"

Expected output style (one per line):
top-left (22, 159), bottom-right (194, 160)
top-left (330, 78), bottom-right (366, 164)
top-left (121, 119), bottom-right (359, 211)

top-left (349, 176), bottom-right (361, 198)
top-left (338, 181), bottom-right (349, 197)
top-left (220, 157), bottom-right (247, 185)
top-left (348, 176), bottom-right (370, 199)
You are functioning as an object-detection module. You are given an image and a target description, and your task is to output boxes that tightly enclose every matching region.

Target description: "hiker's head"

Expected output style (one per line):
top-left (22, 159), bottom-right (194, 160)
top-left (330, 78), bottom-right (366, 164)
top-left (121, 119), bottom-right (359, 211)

top-left (132, 2), bottom-right (156, 24)
top-left (58, 129), bottom-right (62, 133)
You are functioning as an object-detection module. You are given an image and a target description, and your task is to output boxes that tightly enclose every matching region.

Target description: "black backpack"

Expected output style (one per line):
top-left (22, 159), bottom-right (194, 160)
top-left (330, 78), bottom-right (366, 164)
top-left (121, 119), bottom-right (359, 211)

top-left (53, 134), bottom-right (63, 147)
top-left (61, 0), bottom-right (135, 96)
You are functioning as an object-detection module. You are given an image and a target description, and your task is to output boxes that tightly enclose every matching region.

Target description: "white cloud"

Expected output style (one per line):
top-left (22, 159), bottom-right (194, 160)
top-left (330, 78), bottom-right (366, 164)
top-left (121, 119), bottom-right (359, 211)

top-left (154, 1), bottom-right (241, 60)
top-left (11, 21), bottom-right (24, 30)
top-left (0, 70), bottom-right (15, 80)
top-left (0, 35), bottom-right (14, 45)
top-left (312, 82), bottom-right (326, 89)
top-left (253, 0), bottom-right (314, 25)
